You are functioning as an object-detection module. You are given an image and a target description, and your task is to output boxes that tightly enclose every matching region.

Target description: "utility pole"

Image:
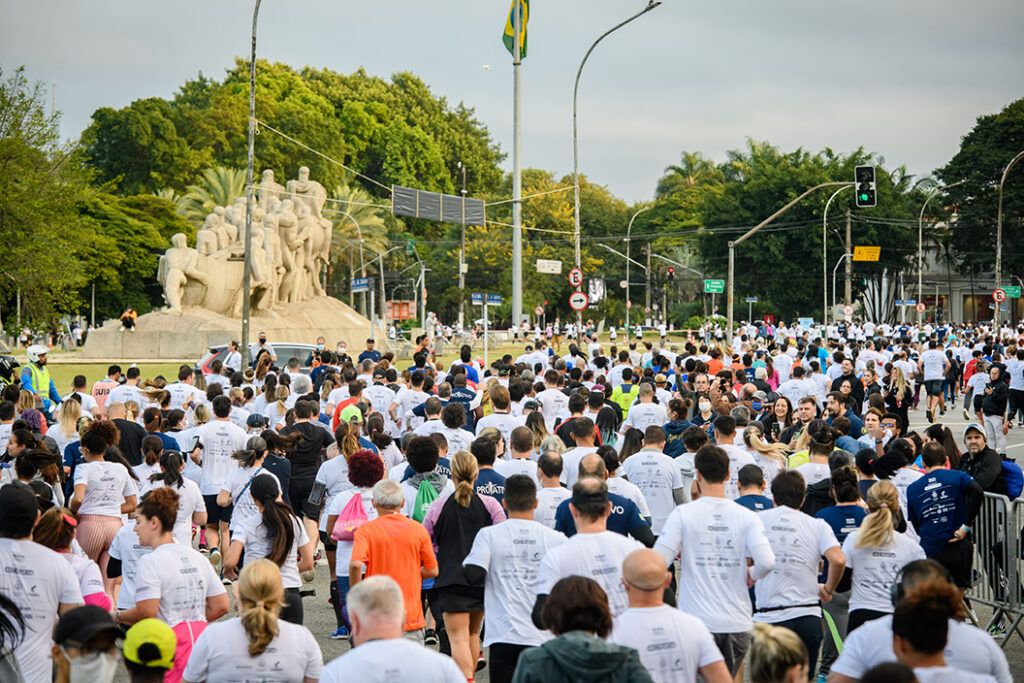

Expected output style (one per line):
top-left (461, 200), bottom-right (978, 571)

top-left (511, 0), bottom-right (524, 331)
top-left (844, 208), bottom-right (852, 308)
top-left (645, 244), bottom-right (652, 323)
top-left (457, 161), bottom-right (467, 330)
top-left (241, 0), bottom-right (263, 369)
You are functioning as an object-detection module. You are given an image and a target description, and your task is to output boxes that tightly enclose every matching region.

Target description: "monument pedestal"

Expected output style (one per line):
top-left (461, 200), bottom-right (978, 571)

top-left (81, 297), bottom-right (374, 360)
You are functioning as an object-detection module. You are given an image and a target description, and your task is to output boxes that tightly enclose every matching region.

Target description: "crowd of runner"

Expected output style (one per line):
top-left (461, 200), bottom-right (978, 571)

top-left (0, 321), bottom-right (1020, 682)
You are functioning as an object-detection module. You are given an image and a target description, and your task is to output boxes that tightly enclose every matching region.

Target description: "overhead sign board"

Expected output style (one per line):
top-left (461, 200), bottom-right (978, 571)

top-left (703, 279), bottom-right (725, 294)
top-left (392, 185), bottom-right (485, 225)
top-left (853, 246), bottom-right (881, 262)
top-left (351, 277), bottom-right (370, 293)
top-left (536, 259), bottom-right (562, 274)
top-left (1004, 285), bottom-right (1021, 299)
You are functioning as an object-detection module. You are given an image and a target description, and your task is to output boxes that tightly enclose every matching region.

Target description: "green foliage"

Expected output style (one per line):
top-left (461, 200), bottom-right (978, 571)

top-left (938, 97), bottom-right (1024, 278)
top-left (175, 166), bottom-right (247, 224)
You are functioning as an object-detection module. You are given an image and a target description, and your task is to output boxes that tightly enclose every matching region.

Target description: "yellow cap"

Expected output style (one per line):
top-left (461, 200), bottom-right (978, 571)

top-left (123, 618), bottom-right (176, 670)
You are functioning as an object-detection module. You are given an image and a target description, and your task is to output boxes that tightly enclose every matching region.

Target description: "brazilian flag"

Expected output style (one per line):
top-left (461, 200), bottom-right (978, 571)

top-left (502, 0), bottom-right (529, 58)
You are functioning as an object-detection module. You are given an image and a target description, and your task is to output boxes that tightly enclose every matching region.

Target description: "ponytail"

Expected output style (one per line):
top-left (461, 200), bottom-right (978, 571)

top-left (366, 413), bottom-right (393, 452)
top-left (451, 450), bottom-right (479, 508)
top-left (237, 559), bottom-right (283, 657)
top-left (857, 480), bottom-right (899, 548)
top-left (150, 451), bottom-right (185, 489)
top-left (750, 622), bottom-right (807, 683)
top-left (744, 427), bottom-right (789, 467)
top-left (252, 479), bottom-right (296, 567)
top-left (105, 446), bottom-right (140, 481)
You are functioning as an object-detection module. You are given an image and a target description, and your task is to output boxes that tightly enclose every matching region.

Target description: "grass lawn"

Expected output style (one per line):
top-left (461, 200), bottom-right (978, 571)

top-left (45, 363), bottom-right (187, 392)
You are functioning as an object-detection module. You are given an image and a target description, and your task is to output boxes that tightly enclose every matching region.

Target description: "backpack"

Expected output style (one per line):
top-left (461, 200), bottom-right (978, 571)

top-left (411, 479), bottom-right (439, 523)
top-left (331, 493), bottom-right (368, 541)
top-left (1001, 456), bottom-right (1024, 500)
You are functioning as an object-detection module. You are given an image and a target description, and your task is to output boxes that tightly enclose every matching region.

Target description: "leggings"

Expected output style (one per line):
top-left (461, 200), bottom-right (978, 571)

top-left (76, 514), bottom-right (123, 591)
top-left (280, 587), bottom-right (304, 625)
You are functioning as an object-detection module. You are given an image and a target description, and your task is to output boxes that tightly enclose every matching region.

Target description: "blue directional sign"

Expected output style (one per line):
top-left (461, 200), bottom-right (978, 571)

top-left (471, 292), bottom-right (484, 305)
top-left (487, 293), bottom-right (503, 305)
top-left (351, 277), bottom-right (370, 293)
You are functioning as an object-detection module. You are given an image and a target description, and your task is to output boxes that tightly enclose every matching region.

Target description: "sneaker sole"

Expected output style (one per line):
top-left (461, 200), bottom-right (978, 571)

top-left (209, 552), bottom-right (222, 571)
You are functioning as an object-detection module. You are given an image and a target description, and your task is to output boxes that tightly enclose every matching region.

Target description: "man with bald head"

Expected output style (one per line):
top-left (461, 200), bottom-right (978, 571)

top-left (610, 549), bottom-right (731, 683)
top-left (533, 477), bottom-right (643, 625)
top-left (552, 455), bottom-right (655, 547)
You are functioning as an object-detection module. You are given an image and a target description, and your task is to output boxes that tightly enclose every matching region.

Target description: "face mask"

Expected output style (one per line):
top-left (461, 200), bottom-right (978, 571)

top-left (316, 343), bottom-right (325, 351)
top-left (699, 400), bottom-right (711, 412)
top-left (65, 649), bottom-right (119, 683)
top-left (751, 401), bottom-right (763, 412)
top-left (259, 338), bottom-right (267, 345)
top-left (338, 346), bottom-right (347, 354)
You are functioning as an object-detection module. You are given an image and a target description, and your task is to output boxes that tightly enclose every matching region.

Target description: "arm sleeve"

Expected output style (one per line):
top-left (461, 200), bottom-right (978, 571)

top-left (974, 452), bottom-right (1003, 490)
top-left (629, 520), bottom-right (657, 548)
top-left (483, 495), bottom-right (507, 524)
top-left (106, 557), bottom-right (123, 579)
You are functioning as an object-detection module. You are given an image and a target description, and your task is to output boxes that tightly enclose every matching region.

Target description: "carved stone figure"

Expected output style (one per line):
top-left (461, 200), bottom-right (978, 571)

top-left (158, 233), bottom-right (210, 312)
top-left (287, 166), bottom-right (327, 220)
top-left (258, 169), bottom-right (285, 212)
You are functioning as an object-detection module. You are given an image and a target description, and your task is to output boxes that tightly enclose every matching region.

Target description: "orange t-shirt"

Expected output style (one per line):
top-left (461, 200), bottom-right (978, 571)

top-left (350, 513), bottom-right (437, 631)
top-left (706, 358), bottom-right (724, 376)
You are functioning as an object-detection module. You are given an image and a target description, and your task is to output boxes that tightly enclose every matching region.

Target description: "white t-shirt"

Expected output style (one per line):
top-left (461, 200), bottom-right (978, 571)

top-left (133, 542), bottom-right (227, 626)
top-left (438, 426), bottom-right (473, 455)
top-left (132, 462), bottom-right (161, 496)
top-left (392, 388), bottom-right (430, 432)
top-left (326, 487), bottom-right (378, 573)
top-left (64, 552), bottom-right (105, 601)
top-left (920, 349), bottom-right (948, 382)
top-left (655, 496), bottom-right (772, 633)
top-left (0, 422), bottom-right (11, 453)
top-left (831, 614), bottom-right (1010, 683)
top-left (494, 458), bottom-right (539, 483)
top-left (108, 519), bottom-right (152, 609)
top-left (606, 476), bottom-right (652, 519)
top-left (619, 449), bottom-right (685, 534)
top-left (914, 667), bottom-right (996, 683)
top-left (319, 638), bottom-right (464, 683)
top-left (231, 514), bottom-right (309, 589)
top-left (183, 617), bottom-right (323, 683)
top-left (623, 402), bottom-right (668, 433)
top-left (166, 381), bottom-right (204, 411)
top-left (534, 486), bottom-right (571, 529)
top-left (315, 455), bottom-right (354, 531)
top-left (609, 605), bottom-right (724, 683)
top-left (560, 446), bottom-right (598, 487)
top-left (224, 466), bottom-right (277, 532)
top-left (167, 479), bottom-right (205, 547)
top-left (718, 444), bottom-right (756, 499)
top-left (842, 529), bottom-right (926, 613)
top-left (228, 405), bottom-right (251, 430)
top-left (197, 419), bottom-right (248, 495)
top-left (795, 461), bottom-right (831, 488)
top-left (73, 461), bottom-right (137, 516)
top-left (754, 505), bottom-right (839, 622)
top-left (413, 418), bottom-right (444, 437)
top-left (463, 518), bottom-right (566, 647)
top-left (536, 388), bottom-right (569, 430)
top-left (107, 383), bottom-right (147, 413)
top-left (537, 530), bottom-right (643, 617)
top-left (475, 412), bottom-right (525, 453)
top-left (0, 539), bottom-right (83, 683)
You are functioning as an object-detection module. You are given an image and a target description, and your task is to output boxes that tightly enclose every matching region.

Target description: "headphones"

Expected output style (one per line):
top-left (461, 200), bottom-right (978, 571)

top-left (890, 560), bottom-right (954, 607)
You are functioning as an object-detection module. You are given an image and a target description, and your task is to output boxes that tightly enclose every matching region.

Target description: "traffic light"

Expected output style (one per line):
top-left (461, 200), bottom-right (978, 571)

top-left (667, 266), bottom-right (675, 281)
top-left (855, 165), bottom-right (876, 208)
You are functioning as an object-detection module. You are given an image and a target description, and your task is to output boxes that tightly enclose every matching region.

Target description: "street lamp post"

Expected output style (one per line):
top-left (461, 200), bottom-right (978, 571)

top-left (624, 205), bottom-right (651, 337)
top-left (457, 161), bottom-right (468, 331)
top-left (573, 1), bottom-right (661, 336)
top-left (832, 253), bottom-right (850, 313)
top-left (822, 185), bottom-right (851, 326)
top-left (242, 0), bottom-right (263, 369)
top-left (917, 180), bottom-right (965, 326)
top-left (995, 150), bottom-right (1024, 332)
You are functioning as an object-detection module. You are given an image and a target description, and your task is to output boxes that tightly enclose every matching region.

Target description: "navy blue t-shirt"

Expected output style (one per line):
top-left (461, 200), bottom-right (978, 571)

top-left (735, 494), bottom-right (774, 513)
top-left (554, 492), bottom-right (648, 538)
top-left (402, 456), bottom-right (452, 482)
top-left (816, 504), bottom-right (867, 582)
top-left (449, 386), bottom-right (478, 430)
top-left (907, 469), bottom-right (974, 557)
top-left (474, 468), bottom-right (506, 505)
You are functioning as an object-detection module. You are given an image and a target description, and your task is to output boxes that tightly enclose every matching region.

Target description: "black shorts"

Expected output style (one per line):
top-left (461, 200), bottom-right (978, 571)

top-left (203, 494), bottom-right (232, 525)
top-left (290, 479), bottom-right (317, 520)
top-left (435, 586), bottom-right (484, 613)
top-left (932, 539), bottom-right (974, 588)
top-left (319, 529), bottom-right (337, 552)
top-left (973, 394), bottom-right (985, 412)
top-left (925, 379), bottom-right (944, 397)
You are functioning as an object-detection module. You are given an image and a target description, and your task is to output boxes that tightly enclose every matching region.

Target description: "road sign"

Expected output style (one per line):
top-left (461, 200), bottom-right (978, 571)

top-left (916, 302), bottom-right (926, 313)
top-left (534, 305), bottom-right (544, 316)
top-left (744, 296), bottom-right (758, 303)
top-left (568, 291), bottom-right (589, 311)
top-left (487, 293), bottom-right (503, 305)
top-left (853, 246), bottom-right (881, 262)
top-left (471, 292), bottom-right (484, 305)
top-left (351, 277), bottom-right (370, 293)
top-left (1005, 285), bottom-right (1022, 299)
top-left (994, 288), bottom-right (1007, 303)
top-left (536, 259), bottom-right (562, 274)
top-left (567, 267), bottom-right (584, 288)
top-left (797, 317), bottom-right (815, 330)
top-left (703, 279), bottom-right (725, 294)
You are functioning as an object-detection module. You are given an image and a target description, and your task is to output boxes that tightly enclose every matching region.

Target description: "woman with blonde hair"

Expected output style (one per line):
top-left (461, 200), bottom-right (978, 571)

top-left (423, 450), bottom-right (506, 678)
top-left (743, 425), bottom-right (789, 490)
top-left (51, 399), bottom-right (81, 459)
top-left (182, 559), bottom-right (322, 682)
top-left (883, 364), bottom-right (913, 433)
top-left (526, 410), bottom-right (548, 450)
top-left (842, 480), bottom-right (925, 633)
top-left (749, 622), bottom-right (808, 683)
top-left (263, 385), bottom-right (290, 429)
top-left (15, 389), bottom-right (37, 418)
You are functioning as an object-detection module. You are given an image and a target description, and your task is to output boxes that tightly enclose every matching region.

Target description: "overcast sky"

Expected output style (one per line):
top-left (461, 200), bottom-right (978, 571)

top-left (2, 0), bottom-right (1022, 202)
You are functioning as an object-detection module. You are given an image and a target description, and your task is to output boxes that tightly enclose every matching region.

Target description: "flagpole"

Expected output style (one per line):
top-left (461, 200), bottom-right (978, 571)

top-left (511, 0), bottom-right (524, 335)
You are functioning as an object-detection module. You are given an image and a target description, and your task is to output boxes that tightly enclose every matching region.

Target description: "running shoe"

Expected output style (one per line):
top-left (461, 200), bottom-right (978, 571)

top-left (331, 626), bottom-right (350, 640)
top-left (424, 628), bottom-right (439, 646)
top-left (209, 547), bottom-right (222, 571)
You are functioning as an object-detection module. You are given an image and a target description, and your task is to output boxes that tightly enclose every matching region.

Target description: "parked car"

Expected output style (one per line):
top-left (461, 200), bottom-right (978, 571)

top-left (196, 342), bottom-right (319, 375)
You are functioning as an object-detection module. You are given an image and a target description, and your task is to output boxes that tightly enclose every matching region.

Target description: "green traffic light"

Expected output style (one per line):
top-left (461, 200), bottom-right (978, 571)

top-left (859, 193), bottom-right (869, 201)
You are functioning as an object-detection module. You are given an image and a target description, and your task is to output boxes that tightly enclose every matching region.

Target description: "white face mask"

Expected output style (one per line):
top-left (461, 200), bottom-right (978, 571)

top-left (64, 649), bottom-right (120, 683)
top-left (699, 400), bottom-right (712, 412)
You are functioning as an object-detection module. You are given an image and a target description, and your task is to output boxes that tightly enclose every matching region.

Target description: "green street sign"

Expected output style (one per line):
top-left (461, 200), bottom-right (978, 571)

top-left (703, 279), bottom-right (725, 294)
top-left (1005, 285), bottom-right (1021, 298)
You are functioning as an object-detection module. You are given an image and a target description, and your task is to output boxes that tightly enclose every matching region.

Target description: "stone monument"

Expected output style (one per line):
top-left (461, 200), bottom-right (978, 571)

top-left (82, 166), bottom-right (375, 360)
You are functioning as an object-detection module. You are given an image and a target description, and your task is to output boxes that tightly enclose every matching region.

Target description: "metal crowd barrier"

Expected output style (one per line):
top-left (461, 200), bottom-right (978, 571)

top-left (964, 492), bottom-right (1024, 647)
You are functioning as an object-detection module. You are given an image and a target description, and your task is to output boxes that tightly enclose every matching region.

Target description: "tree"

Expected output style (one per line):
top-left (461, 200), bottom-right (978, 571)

top-left (324, 182), bottom-right (392, 299)
top-left (938, 97), bottom-right (1024, 279)
top-left (175, 166), bottom-right (247, 224)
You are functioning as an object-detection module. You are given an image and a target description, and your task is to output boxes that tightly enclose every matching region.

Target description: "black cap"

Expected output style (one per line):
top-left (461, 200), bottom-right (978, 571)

top-left (246, 413), bottom-right (269, 429)
top-left (372, 368), bottom-right (386, 378)
top-left (53, 605), bottom-right (121, 646)
top-left (0, 482), bottom-right (38, 536)
top-left (366, 338), bottom-right (375, 343)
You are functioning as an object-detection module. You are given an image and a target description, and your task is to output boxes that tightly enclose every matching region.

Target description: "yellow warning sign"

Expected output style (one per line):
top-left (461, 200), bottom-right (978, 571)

top-left (853, 246), bottom-right (881, 262)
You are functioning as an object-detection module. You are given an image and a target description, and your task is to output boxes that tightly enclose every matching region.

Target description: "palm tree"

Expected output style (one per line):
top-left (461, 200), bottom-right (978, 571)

top-left (176, 166), bottom-right (247, 225)
top-left (324, 183), bottom-right (391, 302)
top-left (656, 151), bottom-right (718, 197)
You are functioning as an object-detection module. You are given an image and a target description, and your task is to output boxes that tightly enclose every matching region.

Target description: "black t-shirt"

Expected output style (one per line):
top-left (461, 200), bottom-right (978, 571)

top-left (262, 454), bottom-right (293, 505)
top-left (280, 421), bottom-right (334, 481)
top-left (114, 418), bottom-right (148, 466)
top-left (432, 493), bottom-right (492, 590)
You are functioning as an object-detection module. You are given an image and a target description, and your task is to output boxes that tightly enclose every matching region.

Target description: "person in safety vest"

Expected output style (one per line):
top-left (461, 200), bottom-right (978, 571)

top-left (21, 344), bottom-right (61, 413)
